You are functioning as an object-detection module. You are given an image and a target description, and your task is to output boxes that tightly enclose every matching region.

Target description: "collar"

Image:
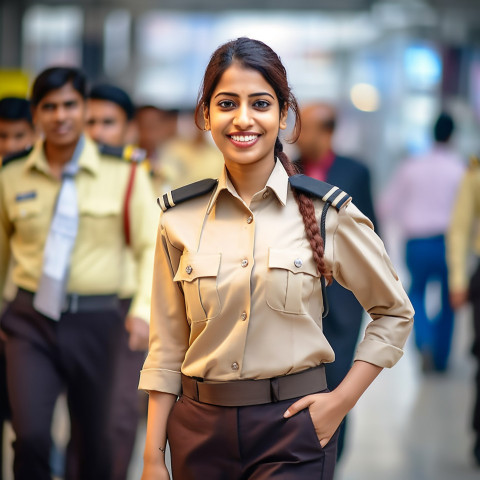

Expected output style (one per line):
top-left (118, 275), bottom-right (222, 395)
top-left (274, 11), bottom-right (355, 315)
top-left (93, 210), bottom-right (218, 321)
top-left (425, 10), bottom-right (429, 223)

top-left (206, 159), bottom-right (289, 214)
top-left (24, 135), bottom-right (99, 176)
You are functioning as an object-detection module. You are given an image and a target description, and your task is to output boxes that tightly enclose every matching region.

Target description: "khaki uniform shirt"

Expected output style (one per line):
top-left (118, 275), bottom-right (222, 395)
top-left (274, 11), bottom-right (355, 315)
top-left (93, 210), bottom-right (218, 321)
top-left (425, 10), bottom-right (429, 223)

top-left (0, 137), bottom-right (158, 321)
top-left (447, 165), bottom-right (480, 292)
top-left (139, 161), bottom-right (414, 396)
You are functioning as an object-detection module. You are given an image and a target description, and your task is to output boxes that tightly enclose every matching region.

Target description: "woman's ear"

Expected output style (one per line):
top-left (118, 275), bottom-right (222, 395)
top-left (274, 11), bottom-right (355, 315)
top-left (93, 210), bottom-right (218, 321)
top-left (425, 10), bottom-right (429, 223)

top-left (279, 104), bottom-right (288, 130)
top-left (203, 106), bottom-right (210, 131)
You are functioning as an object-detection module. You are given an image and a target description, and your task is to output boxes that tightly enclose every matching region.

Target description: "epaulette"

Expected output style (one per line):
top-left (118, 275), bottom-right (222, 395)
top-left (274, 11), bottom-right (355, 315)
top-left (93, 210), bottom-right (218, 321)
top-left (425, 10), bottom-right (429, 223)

top-left (0, 146), bottom-right (33, 168)
top-left (289, 174), bottom-right (351, 211)
top-left (158, 178), bottom-right (218, 212)
top-left (469, 155), bottom-right (480, 170)
top-left (99, 143), bottom-right (147, 163)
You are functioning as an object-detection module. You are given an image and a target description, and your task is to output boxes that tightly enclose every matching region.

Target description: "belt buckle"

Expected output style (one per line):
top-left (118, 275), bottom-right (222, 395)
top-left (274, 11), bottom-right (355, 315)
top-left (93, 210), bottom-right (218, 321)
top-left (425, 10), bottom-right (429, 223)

top-left (70, 293), bottom-right (79, 314)
top-left (269, 377), bottom-right (280, 403)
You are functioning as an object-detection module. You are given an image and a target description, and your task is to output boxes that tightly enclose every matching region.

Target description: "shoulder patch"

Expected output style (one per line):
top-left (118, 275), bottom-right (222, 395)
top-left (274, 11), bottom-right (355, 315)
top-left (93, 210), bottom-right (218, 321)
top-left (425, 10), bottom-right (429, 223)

top-left (158, 178), bottom-right (218, 212)
top-left (1, 146), bottom-right (33, 168)
top-left (99, 143), bottom-right (147, 163)
top-left (289, 174), bottom-right (351, 211)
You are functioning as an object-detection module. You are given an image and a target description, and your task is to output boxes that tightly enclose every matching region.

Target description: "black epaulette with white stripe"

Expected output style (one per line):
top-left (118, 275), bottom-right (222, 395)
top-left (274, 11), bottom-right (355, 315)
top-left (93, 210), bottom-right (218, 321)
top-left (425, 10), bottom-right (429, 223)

top-left (98, 143), bottom-right (147, 163)
top-left (0, 146), bottom-right (33, 168)
top-left (158, 178), bottom-right (218, 212)
top-left (289, 174), bottom-right (351, 210)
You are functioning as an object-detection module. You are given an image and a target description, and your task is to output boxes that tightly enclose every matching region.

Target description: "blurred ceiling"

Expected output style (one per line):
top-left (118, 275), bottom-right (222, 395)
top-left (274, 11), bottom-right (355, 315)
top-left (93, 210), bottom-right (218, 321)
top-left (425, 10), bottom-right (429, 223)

top-left (0, 0), bottom-right (479, 13)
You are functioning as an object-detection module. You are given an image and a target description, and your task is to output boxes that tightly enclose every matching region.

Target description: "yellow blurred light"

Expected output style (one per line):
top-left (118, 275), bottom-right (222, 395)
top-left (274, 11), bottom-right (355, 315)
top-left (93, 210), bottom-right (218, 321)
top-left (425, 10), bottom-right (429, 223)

top-left (350, 83), bottom-right (380, 112)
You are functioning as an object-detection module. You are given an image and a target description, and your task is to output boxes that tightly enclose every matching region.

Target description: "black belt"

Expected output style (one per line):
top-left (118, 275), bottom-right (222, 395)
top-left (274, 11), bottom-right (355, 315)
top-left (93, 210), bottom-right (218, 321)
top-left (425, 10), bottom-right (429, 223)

top-left (181, 365), bottom-right (327, 407)
top-left (17, 288), bottom-right (120, 314)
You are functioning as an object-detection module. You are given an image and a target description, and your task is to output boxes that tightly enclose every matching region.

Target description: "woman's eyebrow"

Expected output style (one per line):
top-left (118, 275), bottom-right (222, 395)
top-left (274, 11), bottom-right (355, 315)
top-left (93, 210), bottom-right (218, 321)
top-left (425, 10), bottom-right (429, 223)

top-left (214, 91), bottom-right (275, 99)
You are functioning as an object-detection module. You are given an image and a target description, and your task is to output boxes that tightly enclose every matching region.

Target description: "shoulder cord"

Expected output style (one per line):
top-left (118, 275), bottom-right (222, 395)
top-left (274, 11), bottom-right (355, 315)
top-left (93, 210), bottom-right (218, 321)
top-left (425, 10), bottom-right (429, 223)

top-left (123, 162), bottom-right (138, 247)
top-left (320, 202), bottom-right (331, 318)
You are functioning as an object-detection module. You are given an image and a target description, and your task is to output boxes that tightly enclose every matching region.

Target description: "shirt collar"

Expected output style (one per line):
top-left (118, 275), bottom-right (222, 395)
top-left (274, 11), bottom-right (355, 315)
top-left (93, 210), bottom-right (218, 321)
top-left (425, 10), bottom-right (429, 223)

top-left (206, 159), bottom-right (289, 214)
top-left (24, 135), bottom-right (99, 176)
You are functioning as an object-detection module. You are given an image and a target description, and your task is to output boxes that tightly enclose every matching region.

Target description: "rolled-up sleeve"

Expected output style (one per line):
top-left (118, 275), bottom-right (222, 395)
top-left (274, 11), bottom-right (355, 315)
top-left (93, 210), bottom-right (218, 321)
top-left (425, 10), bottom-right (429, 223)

top-left (138, 213), bottom-right (190, 395)
top-left (331, 202), bottom-right (414, 368)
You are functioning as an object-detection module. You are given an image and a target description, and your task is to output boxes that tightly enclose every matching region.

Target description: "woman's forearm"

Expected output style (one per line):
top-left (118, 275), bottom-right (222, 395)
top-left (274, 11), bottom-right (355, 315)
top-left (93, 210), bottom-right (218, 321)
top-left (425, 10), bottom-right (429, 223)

top-left (334, 360), bottom-right (382, 410)
top-left (143, 391), bottom-right (177, 465)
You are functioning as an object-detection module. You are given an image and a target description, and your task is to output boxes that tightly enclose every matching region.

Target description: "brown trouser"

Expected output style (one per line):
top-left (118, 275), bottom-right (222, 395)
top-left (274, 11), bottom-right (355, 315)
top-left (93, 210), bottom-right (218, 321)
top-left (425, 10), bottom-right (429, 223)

top-left (1, 289), bottom-right (122, 480)
top-left (167, 390), bottom-right (339, 480)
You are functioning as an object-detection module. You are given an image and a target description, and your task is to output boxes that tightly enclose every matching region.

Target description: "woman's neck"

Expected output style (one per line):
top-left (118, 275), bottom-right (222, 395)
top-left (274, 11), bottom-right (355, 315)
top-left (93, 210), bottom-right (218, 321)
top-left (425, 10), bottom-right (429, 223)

top-left (225, 157), bottom-right (275, 206)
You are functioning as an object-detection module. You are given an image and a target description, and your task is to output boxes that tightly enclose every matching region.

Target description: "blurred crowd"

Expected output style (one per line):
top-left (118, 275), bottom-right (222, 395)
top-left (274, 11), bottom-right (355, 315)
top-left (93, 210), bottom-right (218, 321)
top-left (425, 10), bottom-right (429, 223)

top-left (0, 63), bottom-right (480, 480)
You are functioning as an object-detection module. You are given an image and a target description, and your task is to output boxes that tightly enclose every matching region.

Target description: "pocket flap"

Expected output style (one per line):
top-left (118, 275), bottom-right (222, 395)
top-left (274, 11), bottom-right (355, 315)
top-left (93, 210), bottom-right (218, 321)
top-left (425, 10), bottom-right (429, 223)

top-left (11, 201), bottom-right (41, 220)
top-left (174, 252), bottom-right (221, 282)
top-left (79, 199), bottom-right (121, 217)
top-left (268, 248), bottom-right (318, 277)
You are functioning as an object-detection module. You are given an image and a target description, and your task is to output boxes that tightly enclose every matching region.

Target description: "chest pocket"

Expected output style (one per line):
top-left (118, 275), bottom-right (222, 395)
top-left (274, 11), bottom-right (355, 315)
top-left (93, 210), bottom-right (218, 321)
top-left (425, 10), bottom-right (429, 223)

top-left (174, 252), bottom-right (222, 323)
top-left (79, 199), bottom-right (122, 244)
top-left (10, 200), bottom-right (43, 240)
top-left (266, 248), bottom-right (319, 315)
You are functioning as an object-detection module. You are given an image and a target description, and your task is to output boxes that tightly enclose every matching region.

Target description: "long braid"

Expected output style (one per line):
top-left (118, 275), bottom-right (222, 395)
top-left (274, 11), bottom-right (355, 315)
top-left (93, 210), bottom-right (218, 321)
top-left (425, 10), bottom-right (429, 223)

top-left (275, 138), bottom-right (331, 282)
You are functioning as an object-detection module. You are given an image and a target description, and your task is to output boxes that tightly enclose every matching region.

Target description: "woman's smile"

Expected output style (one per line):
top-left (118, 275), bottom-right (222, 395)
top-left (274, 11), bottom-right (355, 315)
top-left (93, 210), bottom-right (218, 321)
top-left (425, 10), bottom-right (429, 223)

top-left (227, 132), bottom-right (261, 148)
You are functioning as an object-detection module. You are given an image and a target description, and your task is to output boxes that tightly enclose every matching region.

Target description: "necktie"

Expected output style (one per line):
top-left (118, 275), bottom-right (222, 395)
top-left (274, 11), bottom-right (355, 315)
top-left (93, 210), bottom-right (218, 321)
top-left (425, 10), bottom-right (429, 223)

top-left (33, 136), bottom-right (85, 320)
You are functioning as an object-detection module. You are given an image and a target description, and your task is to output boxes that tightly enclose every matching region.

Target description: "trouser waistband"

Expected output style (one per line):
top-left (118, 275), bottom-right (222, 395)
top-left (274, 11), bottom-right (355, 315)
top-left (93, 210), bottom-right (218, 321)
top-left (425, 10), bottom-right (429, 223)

top-left (181, 365), bottom-right (327, 407)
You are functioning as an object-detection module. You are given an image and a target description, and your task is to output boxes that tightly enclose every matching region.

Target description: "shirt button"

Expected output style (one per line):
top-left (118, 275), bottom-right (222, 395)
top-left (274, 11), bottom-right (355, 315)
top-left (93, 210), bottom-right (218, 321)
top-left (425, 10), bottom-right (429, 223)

top-left (185, 265), bottom-right (193, 274)
top-left (241, 259), bottom-right (248, 268)
top-left (231, 362), bottom-right (239, 371)
top-left (240, 312), bottom-right (247, 321)
top-left (246, 216), bottom-right (253, 224)
top-left (294, 258), bottom-right (303, 268)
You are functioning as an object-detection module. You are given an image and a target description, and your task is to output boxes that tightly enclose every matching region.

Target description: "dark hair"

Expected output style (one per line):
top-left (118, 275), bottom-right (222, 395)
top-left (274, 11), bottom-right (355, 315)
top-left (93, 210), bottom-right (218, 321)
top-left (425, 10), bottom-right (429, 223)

top-left (89, 83), bottom-right (135, 120)
top-left (0, 97), bottom-right (32, 125)
top-left (434, 112), bottom-right (454, 143)
top-left (196, 37), bottom-right (329, 280)
top-left (31, 67), bottom-right (87, 106)
top-left (135, 105), bottom-right (179, 118)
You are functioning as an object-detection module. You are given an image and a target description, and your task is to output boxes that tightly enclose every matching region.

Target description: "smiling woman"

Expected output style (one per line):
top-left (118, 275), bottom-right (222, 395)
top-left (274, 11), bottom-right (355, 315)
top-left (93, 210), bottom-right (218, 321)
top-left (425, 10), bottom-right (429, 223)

top-left (139, 37), bottom-right (414, 480)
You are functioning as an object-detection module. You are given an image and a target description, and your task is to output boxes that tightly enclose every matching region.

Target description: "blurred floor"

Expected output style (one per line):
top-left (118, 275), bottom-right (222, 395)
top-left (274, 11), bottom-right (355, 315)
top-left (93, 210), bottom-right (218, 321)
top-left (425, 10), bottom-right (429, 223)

top-left (335, 305), bottom-right (479, 480)
top-left (2, 306), bottom-right (479, 480)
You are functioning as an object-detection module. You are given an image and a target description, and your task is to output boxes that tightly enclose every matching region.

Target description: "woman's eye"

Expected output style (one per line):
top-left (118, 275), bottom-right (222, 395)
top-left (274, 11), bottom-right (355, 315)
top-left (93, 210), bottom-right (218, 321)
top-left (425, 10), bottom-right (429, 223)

top-left (254, 100), bottom-right (270, 109)
top-left (218, 100), bottom-right (235, 109)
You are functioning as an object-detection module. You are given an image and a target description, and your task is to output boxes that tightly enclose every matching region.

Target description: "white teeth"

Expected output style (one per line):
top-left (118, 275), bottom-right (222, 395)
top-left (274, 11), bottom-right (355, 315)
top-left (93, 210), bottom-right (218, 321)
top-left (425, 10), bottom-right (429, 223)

top-left (231, 135), bottom-right (258, 142)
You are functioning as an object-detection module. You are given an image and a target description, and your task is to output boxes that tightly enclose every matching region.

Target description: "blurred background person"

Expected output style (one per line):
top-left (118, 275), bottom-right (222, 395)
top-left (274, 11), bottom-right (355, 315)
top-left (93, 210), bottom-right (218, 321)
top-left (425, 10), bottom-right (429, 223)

top-left (0, 66), bottom-right (157, 480)
top-left (85, 83), bottom-right (151, 480)
top-left (159, 109), bottom-right (224, 188)
top-left (0, 96), bottom-right (36, 480)
top-left (447, 155), bottom-right (480, 466)
top-left (379, 112), bottom-right (465, 373)
top-left (294, 101), bottom-right (378, 461)
top-left (134, 105), bottom-right (178, 193)
top-left (0, 97), bottom-right (35, 160)
top-left (86, 84), bottom-right (136, 147)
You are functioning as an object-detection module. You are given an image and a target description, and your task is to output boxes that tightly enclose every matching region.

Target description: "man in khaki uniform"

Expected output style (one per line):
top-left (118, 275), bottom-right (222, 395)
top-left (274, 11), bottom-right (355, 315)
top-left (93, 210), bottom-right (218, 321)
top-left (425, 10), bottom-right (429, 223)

top-left (86, 83), bottom-right (150, 480)
top-left (0, 67), bottom-right (157, 480)
top-left (447, 157), bottom-right (480, 465)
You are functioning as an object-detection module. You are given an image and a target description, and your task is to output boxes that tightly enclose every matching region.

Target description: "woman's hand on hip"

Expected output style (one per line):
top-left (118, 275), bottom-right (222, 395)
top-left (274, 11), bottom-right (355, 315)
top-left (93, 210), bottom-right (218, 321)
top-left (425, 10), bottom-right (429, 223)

top-left (141, 461), bottom-right (170, 480)
top-left (283, 391), bottom-right (349, 447)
